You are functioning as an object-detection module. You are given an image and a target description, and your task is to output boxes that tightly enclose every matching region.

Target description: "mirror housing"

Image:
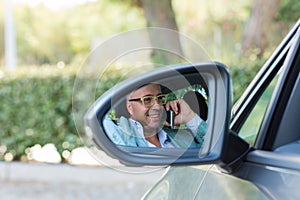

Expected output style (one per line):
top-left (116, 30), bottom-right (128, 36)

top-left (84, 62), bottom-right (247, 167)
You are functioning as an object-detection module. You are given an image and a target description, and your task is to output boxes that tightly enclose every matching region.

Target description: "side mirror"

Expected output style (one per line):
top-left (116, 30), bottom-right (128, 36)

top-left (84, 62), bottom-right (233, 166)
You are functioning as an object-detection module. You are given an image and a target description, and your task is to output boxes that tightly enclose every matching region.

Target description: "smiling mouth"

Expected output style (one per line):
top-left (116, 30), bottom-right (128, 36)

top-left (147, 111), bottom-right (161, 120)
top-left (147, 114), bottom-right (160, 118)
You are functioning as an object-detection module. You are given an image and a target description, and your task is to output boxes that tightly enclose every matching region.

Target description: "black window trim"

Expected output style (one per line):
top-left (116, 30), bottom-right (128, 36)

top-left (230, 20), bottom-right (300, 135)
top-left (259, 27), bottom-right (300, 150)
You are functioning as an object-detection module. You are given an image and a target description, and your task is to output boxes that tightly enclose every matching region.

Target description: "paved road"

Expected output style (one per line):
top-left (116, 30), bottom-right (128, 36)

top-left (0, 161), bottom-right (166, 200)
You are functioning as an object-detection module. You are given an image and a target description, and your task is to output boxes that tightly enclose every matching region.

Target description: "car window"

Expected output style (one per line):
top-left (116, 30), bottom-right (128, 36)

top-left (238, 74), bottom-right (279, 146)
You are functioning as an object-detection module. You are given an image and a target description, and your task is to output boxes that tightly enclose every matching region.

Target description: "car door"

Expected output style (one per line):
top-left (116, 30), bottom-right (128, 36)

top-left (230, 24), bottom-right (300, 199)
top-left (196, 21), bottom-right (300, 199)
top-left (144, 20), bottom-right (300, 200)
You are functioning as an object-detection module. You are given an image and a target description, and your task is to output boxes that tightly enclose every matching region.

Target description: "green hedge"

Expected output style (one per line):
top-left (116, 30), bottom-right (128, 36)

top-left (0, 67), bottom-right (78, 161)
top-left (0, 66), bottom-right (127, 162)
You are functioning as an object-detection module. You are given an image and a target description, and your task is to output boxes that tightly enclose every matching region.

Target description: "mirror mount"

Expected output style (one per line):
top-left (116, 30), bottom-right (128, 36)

top-left (218, 130), bottom-right (251, 173)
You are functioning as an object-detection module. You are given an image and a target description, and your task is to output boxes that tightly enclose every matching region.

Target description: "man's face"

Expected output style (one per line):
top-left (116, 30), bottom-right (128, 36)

top-left (127, 84), bottom-right (165, 133)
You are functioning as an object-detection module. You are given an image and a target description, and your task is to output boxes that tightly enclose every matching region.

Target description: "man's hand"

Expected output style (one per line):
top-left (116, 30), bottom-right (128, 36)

top-left (165, 99), bottom-right (196, 125)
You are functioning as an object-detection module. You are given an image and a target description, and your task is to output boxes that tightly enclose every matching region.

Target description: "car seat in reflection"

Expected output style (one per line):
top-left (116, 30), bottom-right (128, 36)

top-left (182, 91), bottom-right (208, 121)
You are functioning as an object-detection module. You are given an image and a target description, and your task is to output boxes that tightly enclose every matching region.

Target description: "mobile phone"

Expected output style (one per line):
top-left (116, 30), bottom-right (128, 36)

top-left (166, 110), bottom-right (174, 128)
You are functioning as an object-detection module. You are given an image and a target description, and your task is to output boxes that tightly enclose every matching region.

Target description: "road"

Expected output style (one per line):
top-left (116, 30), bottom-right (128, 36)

top-left (0, 161), bottom-right (166, 200)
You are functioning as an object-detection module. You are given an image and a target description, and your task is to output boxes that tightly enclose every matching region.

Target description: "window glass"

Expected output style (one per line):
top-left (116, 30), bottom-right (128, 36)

top-left (238, 75), bottom-right (279, 146)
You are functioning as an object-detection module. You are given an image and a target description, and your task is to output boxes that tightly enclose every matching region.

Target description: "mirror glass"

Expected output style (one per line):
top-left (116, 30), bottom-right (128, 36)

top-left (102, 78), bottom-right (209, 149)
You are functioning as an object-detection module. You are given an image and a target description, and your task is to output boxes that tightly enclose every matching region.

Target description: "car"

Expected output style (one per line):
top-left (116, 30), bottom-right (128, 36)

top-left (83, 19), bottom-right (300, 199)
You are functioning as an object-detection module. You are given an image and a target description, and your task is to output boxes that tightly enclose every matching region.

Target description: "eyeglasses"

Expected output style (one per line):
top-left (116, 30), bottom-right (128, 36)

top-left (128, 94), bottom-right (167, 107)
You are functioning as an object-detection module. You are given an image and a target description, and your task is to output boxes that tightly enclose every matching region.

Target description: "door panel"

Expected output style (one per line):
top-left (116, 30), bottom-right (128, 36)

top-left (235, 161), bottom-right (300, 200)
top-left (144, 165), bottom-right (267, 200)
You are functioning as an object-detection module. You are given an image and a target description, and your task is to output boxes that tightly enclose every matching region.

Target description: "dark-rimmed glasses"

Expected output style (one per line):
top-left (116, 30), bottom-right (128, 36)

top-left (128, 94), bottom-right (167, 107)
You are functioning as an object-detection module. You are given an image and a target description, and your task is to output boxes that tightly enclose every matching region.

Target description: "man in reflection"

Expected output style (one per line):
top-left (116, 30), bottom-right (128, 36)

top-left (104, 83), bottom-right (207, 148)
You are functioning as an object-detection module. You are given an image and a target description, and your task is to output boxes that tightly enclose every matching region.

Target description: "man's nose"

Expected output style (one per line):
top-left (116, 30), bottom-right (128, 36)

top-left (152, 99), bottom-right (162, 108)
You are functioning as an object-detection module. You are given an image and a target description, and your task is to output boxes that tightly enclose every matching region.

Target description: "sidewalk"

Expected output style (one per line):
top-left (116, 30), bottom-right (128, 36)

top-left (0, 161), bottom-right (166, 200)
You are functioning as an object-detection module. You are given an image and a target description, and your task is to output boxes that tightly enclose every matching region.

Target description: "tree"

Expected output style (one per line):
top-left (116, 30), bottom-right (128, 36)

top-left (242, 0), bottom-right (281, 57)
top-left (137, 0), bottom-right (184, 64)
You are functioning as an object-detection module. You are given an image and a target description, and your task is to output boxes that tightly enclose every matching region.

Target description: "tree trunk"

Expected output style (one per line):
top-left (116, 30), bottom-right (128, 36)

top-left (140, 0), bottom-right (184, 64)
top-left (242, 0), bottom-right (281, 56)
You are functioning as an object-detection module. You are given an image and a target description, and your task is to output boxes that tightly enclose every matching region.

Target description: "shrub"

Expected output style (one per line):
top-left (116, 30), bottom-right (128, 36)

top-left (0, 67), bottom-right (77, 161)
top-left (0, 66), bottom-right (126, 162)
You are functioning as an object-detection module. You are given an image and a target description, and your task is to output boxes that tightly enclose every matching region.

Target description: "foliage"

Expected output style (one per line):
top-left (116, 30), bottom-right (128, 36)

top-left (229, 49), bottom-right (270, 103)
top-left (0, 66), bottom-right (126, 162)
top-left (277, 0), bottom-right (300, 23)
top-left (0, 0), bottom-right (297, 67)
top-left (0, 67), bottom-right (76, 161)
top-left (0, 0), bottom-right (145, 66)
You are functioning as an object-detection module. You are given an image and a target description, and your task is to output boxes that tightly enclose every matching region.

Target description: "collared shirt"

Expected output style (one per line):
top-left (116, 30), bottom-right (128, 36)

top-left (129, 115), bottom-right (202, 148)
top-left (128, 119), bottom-right (173, 147)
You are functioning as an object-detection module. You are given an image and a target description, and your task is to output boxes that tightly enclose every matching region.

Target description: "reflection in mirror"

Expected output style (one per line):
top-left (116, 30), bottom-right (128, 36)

top-left (103, 82), bottom-right (208, 149)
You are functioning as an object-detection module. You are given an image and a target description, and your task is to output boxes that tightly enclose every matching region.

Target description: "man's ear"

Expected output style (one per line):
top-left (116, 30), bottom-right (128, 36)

top-left (127, 102), bottom-right (133, 116)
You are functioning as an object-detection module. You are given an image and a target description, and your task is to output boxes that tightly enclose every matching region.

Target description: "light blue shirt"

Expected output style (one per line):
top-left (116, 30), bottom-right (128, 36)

top-left (129, 115), bottom-right (203, 147)
top-left (103, 114), bottom-right (205, 148)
